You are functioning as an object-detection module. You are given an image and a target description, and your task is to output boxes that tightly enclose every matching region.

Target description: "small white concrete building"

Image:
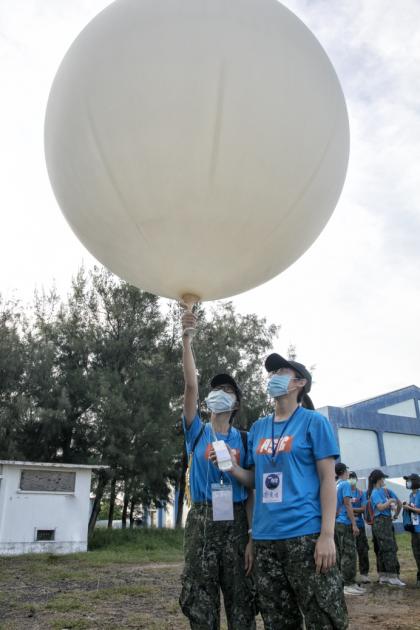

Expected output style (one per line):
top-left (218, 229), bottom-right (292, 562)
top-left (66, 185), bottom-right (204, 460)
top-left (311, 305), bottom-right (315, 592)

top-left (0, 460), bottom-right (105, 556)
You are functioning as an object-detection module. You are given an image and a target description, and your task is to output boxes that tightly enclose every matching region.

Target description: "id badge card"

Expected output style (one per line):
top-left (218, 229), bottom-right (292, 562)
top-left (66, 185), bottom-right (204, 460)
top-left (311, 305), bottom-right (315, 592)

top-left (262, 471), bottom-right (283, 503)
top-left (413, 512), bottom-right (420, 526)
top-left (211, 483), bottom-right (234, 521)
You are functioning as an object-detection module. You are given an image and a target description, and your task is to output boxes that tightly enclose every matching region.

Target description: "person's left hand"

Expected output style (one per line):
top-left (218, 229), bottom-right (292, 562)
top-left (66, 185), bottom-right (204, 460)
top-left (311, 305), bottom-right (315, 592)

top-left (208, 446), bottom-right (217, 466)
top-left (244, 539), bottom-right (254, 576)
top-left (314, 533), bottom-right (336, 574)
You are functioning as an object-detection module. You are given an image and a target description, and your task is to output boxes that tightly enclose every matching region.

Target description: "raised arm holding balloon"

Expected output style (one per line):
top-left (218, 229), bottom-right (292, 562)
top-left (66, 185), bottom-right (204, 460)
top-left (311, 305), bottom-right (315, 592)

top-left (179, 307), bottom-right (256, 630)
top-left (181, 306), bottom-right (199, 428)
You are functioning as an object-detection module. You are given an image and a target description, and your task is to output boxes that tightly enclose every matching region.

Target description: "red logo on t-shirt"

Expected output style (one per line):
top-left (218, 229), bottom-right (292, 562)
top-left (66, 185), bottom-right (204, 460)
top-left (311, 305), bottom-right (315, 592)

top-left (256, 436), bottom-right (293, 455)
top-left (204, 444), bottom-right (240, 464)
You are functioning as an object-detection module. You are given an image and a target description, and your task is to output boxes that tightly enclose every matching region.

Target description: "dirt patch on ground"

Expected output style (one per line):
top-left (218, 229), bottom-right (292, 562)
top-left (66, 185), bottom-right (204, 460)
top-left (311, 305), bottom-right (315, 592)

top-left (1, 551), bottom-right (420, 629)
top-left (347, 582), bottom-right (420, 630)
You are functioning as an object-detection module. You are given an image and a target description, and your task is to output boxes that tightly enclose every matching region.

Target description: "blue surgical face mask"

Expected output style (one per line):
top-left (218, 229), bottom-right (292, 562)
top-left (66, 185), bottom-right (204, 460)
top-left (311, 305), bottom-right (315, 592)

top-left (267, 374), bottom-right (292, 398)
top-left (406, 481), bottom-right (413, 490)
top-left (205, 390), bottom-right (236, 414)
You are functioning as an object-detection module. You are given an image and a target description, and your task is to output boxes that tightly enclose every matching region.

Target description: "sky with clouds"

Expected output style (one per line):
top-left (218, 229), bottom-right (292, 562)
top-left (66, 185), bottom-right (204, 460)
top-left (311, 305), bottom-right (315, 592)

top-left (1, 0), bottom-right (419, 408)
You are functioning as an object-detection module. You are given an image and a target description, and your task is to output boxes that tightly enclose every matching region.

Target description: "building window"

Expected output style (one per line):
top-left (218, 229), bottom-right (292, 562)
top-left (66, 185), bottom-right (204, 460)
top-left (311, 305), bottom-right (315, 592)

top-left (36, 529), bottom-right (55, 541)
top-left (337, 428), bottom-right (380, 470)
top-left (20, 470), bottom-right (76, 493)
top-left (383, 432), bottom-right (420, 466)
top-left (377, 399), bottom-right (417, 418)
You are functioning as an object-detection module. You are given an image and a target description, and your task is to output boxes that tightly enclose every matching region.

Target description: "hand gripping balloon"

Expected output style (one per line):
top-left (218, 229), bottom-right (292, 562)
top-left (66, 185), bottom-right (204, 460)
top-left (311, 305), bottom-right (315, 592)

top-left (45, 0), bottom-right (349, 303)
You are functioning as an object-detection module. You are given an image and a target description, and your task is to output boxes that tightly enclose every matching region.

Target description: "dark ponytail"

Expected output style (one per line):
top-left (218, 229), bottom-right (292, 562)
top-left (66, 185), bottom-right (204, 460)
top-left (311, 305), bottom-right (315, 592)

top-left (301, 393), bottom-right (315, 410)
top-left (367, 474), bottom-right (375, 499)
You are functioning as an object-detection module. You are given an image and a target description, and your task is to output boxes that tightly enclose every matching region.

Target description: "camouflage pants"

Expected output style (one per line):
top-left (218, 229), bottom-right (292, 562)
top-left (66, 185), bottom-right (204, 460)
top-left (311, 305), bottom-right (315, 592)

top-left (411, 532), bottom-right (420, 581)
top-left (180, 503), bottom-right (256, 630)
top-left (355, 525), bottom-right (370, 576)
top-left (254, 535), bottom-right (348, 630)
top-left (372, 516), bottom-right (400, 576)
top-left (334, 524), bottom-right (356, 585)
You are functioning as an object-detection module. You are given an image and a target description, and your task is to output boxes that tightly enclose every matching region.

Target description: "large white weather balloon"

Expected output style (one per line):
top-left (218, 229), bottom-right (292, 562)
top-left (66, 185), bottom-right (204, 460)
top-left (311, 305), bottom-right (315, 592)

top-left (45, 0), bottom-right (349, 301)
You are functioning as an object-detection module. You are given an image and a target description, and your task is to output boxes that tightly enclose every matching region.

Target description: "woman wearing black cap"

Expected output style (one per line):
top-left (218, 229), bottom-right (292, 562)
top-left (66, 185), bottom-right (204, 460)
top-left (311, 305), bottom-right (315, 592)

top-left (402, 473), bottom-right (420, 587)
top-left (348, 471), bottom-right (370, 584)
top-left (179, 309), bottom-right (256, 630)
top-left (227, 352), bottom-right (348, 629)
top-left (367, 469), bottom-right (404, 587)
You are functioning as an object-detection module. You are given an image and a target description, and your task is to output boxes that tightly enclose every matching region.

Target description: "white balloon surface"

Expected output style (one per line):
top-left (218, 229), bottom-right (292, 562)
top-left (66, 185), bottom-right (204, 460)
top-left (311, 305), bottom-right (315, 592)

top-left (45, 0), bottom-right (349, 301)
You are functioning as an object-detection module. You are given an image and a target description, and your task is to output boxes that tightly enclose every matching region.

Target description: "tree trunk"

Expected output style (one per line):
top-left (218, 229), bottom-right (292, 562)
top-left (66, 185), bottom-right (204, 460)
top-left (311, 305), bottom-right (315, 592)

top-left (88, 469), bottom-right (109, 537)
top-left (121, 482), bottom-right (130, 529)
top-left (176, 446), bottom-right (188, 527)
top-left (107, 475), bottom-right (117, 528)
top-left (129, 497), bottom-right (136, 529)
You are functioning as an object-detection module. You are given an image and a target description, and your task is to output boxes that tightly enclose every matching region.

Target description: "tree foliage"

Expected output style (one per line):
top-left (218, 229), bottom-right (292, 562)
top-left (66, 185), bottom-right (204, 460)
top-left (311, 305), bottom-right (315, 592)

top-left (0, 267), bottom-right (279, 526)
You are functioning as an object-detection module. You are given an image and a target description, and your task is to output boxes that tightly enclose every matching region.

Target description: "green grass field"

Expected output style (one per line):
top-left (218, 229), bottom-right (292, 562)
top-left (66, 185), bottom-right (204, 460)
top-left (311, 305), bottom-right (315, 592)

top-left (0, 529), bottom-right (184, 630)
top-left (0, 529), bottom-right (419, 630)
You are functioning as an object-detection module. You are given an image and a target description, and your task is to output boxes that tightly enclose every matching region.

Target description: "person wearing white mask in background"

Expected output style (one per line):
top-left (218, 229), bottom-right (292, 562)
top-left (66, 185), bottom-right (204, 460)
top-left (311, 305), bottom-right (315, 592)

top-left (348, 471), bottom-right (370, 584)
top-left (368, 469), bottom-right (404, 587)
top-left (226, 352), bottom-right (349, 630)
top-left (335, 463), bottom-right (366, 596)
top-left (402, 473), bottom-right (420, 587)
top-left (179, 309), bottom-right (256, 630)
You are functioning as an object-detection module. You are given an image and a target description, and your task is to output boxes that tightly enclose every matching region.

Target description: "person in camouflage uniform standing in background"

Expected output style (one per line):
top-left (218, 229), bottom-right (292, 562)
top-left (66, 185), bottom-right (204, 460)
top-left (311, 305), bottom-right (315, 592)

top-left (228, 353), bottom-right (349, 630)
top-left (348, 471), bottom-right (370, 583)
top-left (368, 469), bottom-right (404, 587)
top-left (179, 308), bottom-right (256, 630)
top-left (335, 464), bottom-right (365, 596)
top-left (402, 473), bottom-right (420, 587)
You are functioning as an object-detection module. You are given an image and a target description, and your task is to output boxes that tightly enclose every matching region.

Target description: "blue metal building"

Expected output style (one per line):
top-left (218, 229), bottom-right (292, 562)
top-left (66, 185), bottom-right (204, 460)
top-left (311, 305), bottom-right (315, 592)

top-left (318, 385), bottom-right (420, 478)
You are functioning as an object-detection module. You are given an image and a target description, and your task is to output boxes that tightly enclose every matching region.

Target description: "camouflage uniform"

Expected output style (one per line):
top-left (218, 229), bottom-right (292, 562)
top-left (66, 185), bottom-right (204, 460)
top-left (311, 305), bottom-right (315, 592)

top-left (180, 502), bottom-right (256, 630)
top-left (355, 525), bottom-right (369, 576)
top-left (254, 534), bottom-right (348, 630)
top-left (371, 515), bottom-right (400, 576)
top-left (411, 532), bottom-right (420, 582)
top-left (334, 523), bottom-right (357, 585)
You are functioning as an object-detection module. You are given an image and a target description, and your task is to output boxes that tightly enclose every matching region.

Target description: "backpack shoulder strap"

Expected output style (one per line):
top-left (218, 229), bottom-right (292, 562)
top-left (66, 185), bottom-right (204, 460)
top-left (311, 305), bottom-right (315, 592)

top-left (239, 429), bottom-right (248, 456)
top-left (191, 422), bottom-right (206, 455)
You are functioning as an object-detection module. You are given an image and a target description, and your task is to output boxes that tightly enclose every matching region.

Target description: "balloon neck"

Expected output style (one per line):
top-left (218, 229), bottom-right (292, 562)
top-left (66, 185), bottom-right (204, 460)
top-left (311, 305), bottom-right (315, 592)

top-left (181, 293), bottom-right (200, 311)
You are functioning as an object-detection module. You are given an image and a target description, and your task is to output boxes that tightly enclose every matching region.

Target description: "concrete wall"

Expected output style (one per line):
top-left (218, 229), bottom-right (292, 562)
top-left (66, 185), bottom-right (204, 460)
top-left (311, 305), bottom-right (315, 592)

top-left (0, 464), bottom-right (92, 555)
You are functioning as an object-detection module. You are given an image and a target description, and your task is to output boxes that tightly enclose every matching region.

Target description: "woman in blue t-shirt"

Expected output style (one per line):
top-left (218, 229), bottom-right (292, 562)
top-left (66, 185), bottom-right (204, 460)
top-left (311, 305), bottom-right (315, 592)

top-left (402, 473), bottom-right (420, 587)
top-left (227, 352), bottom-right (348, 630)
top-left (348, 471), bottom-right (370, 583)
top-left (179, 308), bottom-right (256, 630)
top-left (368, 469), bottom-right (404, 587)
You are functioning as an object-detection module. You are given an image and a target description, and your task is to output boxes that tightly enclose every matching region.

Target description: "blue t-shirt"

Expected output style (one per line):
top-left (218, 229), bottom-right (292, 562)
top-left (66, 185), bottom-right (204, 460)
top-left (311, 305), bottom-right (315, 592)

top-left (408, 491), bottom-right (420, 533)
top-left (336, 480), bottom-right (353, 525)
top-left (370, 487), bottom-right (398, 517)
top-left (351, 488), bottom-right (367, 528)
top-left (247, 407), bottom-right (339, 540)
top-left (183, 414), bottom-right (248, 503)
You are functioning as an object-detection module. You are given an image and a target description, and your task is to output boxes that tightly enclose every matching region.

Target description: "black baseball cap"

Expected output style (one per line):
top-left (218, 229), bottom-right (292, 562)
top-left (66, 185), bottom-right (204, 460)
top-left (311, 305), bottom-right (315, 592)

top-left (403, 473), bottom-right (420, 482)
top-left (335, 462), bottom-right (348, 476)
top-left (349, 471), bottom-right (358, 479)
top-left (265, 353), bottom-right (312, 393)
top-left (210, 373), bottom-right (242, 401)
top-left (369, 469), bottom-right (389, 483)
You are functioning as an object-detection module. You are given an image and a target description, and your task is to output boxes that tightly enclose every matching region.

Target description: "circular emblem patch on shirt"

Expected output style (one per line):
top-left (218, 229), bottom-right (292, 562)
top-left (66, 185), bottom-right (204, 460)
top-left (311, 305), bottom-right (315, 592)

top-left (265, 473), bottom-right (280, 490)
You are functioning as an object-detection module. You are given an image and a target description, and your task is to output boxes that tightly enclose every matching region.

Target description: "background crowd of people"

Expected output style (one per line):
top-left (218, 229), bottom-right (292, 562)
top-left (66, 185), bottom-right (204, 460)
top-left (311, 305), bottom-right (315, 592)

top-left (335, 464), bottom-right (420, 595)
